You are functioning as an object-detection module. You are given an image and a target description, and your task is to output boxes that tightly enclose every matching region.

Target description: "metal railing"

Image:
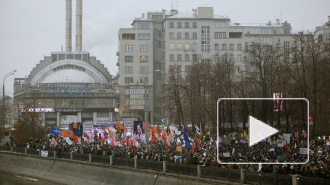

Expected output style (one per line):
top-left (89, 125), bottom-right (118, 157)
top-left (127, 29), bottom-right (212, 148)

top-left (1, 146), bottom-right (329, 185)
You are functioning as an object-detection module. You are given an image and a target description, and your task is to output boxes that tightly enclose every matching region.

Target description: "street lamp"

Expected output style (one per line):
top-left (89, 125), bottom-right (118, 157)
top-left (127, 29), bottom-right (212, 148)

top-left (2, 70), bottom-right (17, 140)
top-left (144, 69), bottom-right (160, 151)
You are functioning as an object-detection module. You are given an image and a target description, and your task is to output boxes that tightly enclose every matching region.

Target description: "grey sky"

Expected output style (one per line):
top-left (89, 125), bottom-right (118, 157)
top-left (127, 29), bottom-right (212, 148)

top-left (0, 0), bottom-right (329, 97)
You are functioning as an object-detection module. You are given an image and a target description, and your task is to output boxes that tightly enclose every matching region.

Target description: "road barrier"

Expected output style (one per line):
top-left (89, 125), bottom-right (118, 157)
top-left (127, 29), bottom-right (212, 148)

top-left (0, 146), bottom-right (329, 185)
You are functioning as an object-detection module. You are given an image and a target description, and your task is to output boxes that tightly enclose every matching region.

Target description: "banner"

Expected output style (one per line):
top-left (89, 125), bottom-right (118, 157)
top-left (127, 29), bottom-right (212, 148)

top-left (269, 148), bottom-right (275, 152)
top-left (41, 150), bottom-right (48, 157)
top-left (221, 138), bottom-right (231, 145)
top-left (223, 152), bottom-right (230, 157)
top-left (299, 148), bottom-right (308, 154)
top-left (277, 142), bottom-right (285, 147)
top-left (176, 146), bottom-right (182, 152)
top-left (66, 137), bottom-right (73, 145)
top-left (61, 129), bottom-right (75, 138)
top-left (283, 134), bottom-right (291, 144)
top-left (239, 139), bottom-right (248, 145)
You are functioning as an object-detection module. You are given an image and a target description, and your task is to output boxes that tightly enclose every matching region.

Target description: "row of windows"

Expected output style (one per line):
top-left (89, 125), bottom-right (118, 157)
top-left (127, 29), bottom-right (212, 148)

top-left (215, 43), bottom-right (242, 51)
top-left (169, 21), bottom-right (197, 29)
top-left (169, 32), bottom-right (197, 39)
top-left (168, 21), bottom-right (227, 29)
top-left (169, 53), bottom-right (242, 61)
top-left (169, 43), bottom-right (197, 51)
top-left (124, 88), bottom-right (148, 95)
top-left (125, 77), bottom-right (148, 84)
top-left (124, 45), bottom-right (149, 52)
top-left (126, 99), bottom-right (145, 105)
top-left (122, 33), bottom-right (150, 40)
top-left (124, 66), bottom-right (149, 74)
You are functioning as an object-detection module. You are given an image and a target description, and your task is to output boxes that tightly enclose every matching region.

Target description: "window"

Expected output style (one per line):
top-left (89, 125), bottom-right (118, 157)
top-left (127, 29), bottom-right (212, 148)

top-left (192, 32), bottom-right (197, 39)
top-left (284, 29), bottom-right (290, 34)
top-left (122, 33), bottom-right (135, 40)
top-left (215, 44), bottom-right (219, 50)
top-left (140, 45), bottom-right (148, 52)
top-left (177, 54), bottom-right (182, 61)
top-left (170, 54), bottom-right (174, 61)
top-left (325, 34), bottom-right (330, 40)
top-left (185, 32), bottom-right (189, 39)
top-left (154, 40), bottom-right (161, 48)
top-left (170, 44), bottom-right (175, 50)
top-left (177, 43), bottom-right (182, 50)
top-left (140, 77), bottom-right (148, 84)
top-left (125, 77), bottom-right (133, 84)
top-left (185, 54), bottom-right (189, 61)
top-left (125, 66), bottom-right (133, 73)
top-left (154, 29), bottom-right (161, 37)
top-left (184, 43), bottom-right (190, 50)
top-left (214, 21), bottom-right (226, 28)
top-left (192, 22), bottom-right (197, 28)
top-left (237, 44), bottom-right (242, 50)
top-left (169, 32), bottom-right (174, 39)
top-left (192, 43), bottom-right (197, 51)
top-left (137, 33), bottom-right (150, 40)
top-left (214, 32), bottom-right (226, 39)
top-left (185, 65), bottom-right (190, 72)
top-left (137, 23), bottom-right (150, 30)
top-left (177, 22), bottom-right (182, 28)
top-left (177, 32), bottom-right (182, 39)
top-left (151, 15), bottom-right (163, 21)
top-left (125, 45), bottom-right (133, 51)
top-left (177, 65), bottom-right (182, 72)
top-left (140, 56), bottom-right (148, 63)
top-left (185, 22), bottom-right (189, 28)
top-left (201, 26), bottom-right (210, 52)
top-left (238, 54), bottom-right (242, 61)
top-left (125, 56), bottom-right (133, 63)
top-left (230, 44), bottom-right (234, 50)
top-left (140, 66), bottom-right (148, 73)
top-left (276, 38), bottom-right (281, 43)
top-left (222, 44), bottom-right (227, 50)
top-left (169, 22), bottom-right (174, 28)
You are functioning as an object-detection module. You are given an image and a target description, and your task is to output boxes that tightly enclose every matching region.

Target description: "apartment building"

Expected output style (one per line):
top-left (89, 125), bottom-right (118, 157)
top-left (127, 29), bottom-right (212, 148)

top-left (117, 7), bottom-right (324, 124)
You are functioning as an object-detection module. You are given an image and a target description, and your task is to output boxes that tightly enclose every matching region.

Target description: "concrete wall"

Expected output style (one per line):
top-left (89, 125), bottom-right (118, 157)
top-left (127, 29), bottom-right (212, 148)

top-left (0, 152), bottom-right (238, 185)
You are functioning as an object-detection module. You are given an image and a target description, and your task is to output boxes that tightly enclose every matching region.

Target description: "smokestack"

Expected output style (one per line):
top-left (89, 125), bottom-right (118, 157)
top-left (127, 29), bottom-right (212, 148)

top-left (76, 0), bottom-right (82, 52)
top-left (65, 0), bottom-right (72, 52)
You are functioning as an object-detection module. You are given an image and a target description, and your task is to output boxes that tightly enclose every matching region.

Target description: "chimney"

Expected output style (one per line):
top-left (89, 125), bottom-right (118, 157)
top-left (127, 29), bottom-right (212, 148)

top-left (65, 0), bottom-right (72, 52)
top-left (276, 19), bottom-right (280, 25)
top-left (76, 0), bottom-right (82, 52)
top-left (328, 16), bottom-right (330, 22)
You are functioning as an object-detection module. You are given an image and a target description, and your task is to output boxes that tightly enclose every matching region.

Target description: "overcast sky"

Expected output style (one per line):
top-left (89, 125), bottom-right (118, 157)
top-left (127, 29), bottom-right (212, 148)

top-left (0, 0), bottom-right (329, 97)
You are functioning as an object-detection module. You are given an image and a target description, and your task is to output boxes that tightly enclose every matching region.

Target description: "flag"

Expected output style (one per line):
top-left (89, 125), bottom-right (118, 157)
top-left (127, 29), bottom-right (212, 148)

top-left (65, 137), bottom-right (73, 145)
top-left (157, 125), bottom-right (162, 135)
top-left (116, 121), bottom-right (121, 133)
top-left (113, 127), bottom-right (117, 132)
top-left (94, 129), bottom-right (98, 136)
top-left (194, 135), bottom-right (201, 149)
top-left (61, 129), bottom-right (75, 138)
top-left (51, 127), bottom-right (62, 136)
top-left (143, 119), bottom-right (145, 131)
top-left (164, 135), bottom-right (171, 148)
top-left (260, 139), bottom-right (266, 145)
top-left (83, 132), bottom-right (90, 141)
top-left (166, 125), bottom-right (171, 134)
top-left (208, 128), bottom-right (211, 139)
top-left (243, 130), bottom-right (249, 139)
top-left (184, 126), bottom-right (190, 152)
top-left (177, 138), bottom-right (181, 146)
top-left (51, 138), bottom-right (57, 146)
top-left (302, 130), bottom-right (307, 138)
top-left (195, 124), bottom-right (200, 131)
top-left (73, 122), bottom-right (78, 129)
top-left (107, 125), bottom-right (113, 136)
top-left (221, 138), bottom-right (231, 145)
top-left (192, 141), bottom-right (195, 153)
top-left (73, 135), bottom-right (78, 143)
top-left (294, 142), bottom-right (297, 149)
top-left (284, 142), bottom-right (289, 157)
top-left (137, 125), bottom-right (142, 136)
top-left (118, 122), bottom-right (128, 132)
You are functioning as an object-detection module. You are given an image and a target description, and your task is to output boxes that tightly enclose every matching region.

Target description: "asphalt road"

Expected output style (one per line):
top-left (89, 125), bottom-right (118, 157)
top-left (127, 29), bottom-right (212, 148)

top-left (0, 171), bottom-right (64, 185)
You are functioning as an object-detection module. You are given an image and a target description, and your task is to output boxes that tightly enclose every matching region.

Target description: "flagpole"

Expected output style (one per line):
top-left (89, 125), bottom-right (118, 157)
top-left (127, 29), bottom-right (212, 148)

top-left (144, 88), bottom-right (148, 151)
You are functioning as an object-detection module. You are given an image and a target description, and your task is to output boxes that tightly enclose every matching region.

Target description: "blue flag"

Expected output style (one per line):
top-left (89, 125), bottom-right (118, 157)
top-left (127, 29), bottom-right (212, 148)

top-left (184, 127), bottom-right (190, 152)
top-left (51, 127), bottom-right (62, 136)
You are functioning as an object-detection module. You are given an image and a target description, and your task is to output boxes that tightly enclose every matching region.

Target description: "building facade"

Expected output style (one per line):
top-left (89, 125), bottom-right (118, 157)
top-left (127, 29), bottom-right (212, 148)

top-left (13, 52), bottom-right (118, 129)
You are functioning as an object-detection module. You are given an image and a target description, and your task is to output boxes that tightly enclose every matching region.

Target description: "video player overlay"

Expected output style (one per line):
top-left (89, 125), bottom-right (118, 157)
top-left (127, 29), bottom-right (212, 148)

top-left (217, 98), bottom-right (309, 164)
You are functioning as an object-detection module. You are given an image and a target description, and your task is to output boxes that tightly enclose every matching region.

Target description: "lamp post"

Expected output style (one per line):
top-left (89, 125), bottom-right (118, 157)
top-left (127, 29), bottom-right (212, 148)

top-left (2, 70), bottom-right (16, 140)
top-left (144, 69), bottom-right (160, 151)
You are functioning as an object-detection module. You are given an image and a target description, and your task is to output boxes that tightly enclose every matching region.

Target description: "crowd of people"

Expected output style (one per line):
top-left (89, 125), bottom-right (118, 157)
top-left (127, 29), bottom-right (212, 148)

top-left (7, 126), bottom-right (330, 180)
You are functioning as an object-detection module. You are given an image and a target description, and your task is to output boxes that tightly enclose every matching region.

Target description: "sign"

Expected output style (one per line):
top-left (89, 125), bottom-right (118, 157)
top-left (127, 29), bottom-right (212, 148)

top-left (283, 134), bottom-right (291, 144)
top-left (83, 122), bottom-right (93, 138)
top-left (176, 146), bottom-right (182, 152)
top-left (41, 150), bottom-right (48, 157)
top-left (239, 139), bottom-right (248, 145)
top-left (299, 148), bottom-right (308, 154)
top-left (269, 148), bottom-right (275, 152)
top-left (277, 142), bottom-right (285, 147)
top-left (66, 137), bottom-right (73, 145)
top-left (21, 108), bottom-right (55, 112)
top-left (46, 87), bottom-right (91, 95)
top-left (223, 152), bottom-right (230, 157)
top-left (60, 115), bottom-right (77, 124)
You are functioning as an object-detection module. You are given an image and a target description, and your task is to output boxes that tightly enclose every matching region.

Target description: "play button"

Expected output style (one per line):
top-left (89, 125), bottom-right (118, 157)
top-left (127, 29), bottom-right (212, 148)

top-left (249, 116), bottom-right (279, 147)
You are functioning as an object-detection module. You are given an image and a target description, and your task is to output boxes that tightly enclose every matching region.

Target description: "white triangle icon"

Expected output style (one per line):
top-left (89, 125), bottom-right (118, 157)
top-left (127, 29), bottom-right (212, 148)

top-left (249, 116), bottom-right (279, 147)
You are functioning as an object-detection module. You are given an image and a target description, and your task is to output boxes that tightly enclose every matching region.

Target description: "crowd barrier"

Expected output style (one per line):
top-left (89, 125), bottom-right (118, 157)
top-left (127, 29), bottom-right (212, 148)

top-left (0, 146), bottom-right (329, 185)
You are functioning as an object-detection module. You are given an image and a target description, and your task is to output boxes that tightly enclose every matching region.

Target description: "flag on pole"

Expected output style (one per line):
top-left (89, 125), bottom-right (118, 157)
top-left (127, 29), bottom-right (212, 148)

top-left (199, 125), bottom-right (203, 139)
top-left (192, 141), bottom-right (195, 153)
top-left (51, 127), bottom-right (62, 136)
top-left (194, 135), bottom-right (202, 149)
top-left (73, 122), bottom-right (78, 129)
top-left (243, 130), bottom-right (249, 139)
top-left (284, 142), bottom-right (289, 157)
top-left (61, 129), bottom-right (75, 138)
top-left (184, 126), bottom-right (190, 152)
top-left (302, 130), bottom-right (307, 138)
top-left (51, 138), bottom-right (57, 146)
top-left (143, 119), bottom-right (145, 131)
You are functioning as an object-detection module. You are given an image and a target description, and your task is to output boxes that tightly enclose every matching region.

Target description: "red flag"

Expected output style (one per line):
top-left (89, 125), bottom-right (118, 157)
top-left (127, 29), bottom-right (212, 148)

top-left (295, 131), bottom-right (299, 142)
top-left (143, 120), bottom-right (145, 131)
top-left (302, 130), bottom-right (307, 138)
top-left (200, 125), bottom-right (203, 139)
top-left (61, 129), bottom-right (75, 138)
top-left (165, 135), bottom-right (171, 148)
top-left (209, 128), bottom-right (211, 139)
top-left (284, 142), bottom-right (289, 157)
top-left (119, 122), bottom-right (128, 132)
top-left (51, 138), bottom-right (57, 146)
top-left (192, 141), bottom-right (195, 153)
top-left (73, 135), bottom-right (78, 143)
top-left (194, 135), bottom-right (201, 149)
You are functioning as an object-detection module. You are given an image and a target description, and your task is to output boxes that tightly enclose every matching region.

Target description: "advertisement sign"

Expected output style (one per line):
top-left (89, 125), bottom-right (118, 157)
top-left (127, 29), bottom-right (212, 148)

top-left (60, 115), bottom-right (77, 124)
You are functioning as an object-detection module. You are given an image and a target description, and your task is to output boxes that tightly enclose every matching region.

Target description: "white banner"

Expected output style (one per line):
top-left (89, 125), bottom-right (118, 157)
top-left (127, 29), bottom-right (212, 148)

top-left (299, 148), bottom-right (308, 154)
top-left (269, 148), bottom-right (275, 152)
top-left (41, 150), bottom-right (48, 157)
top-left (223, 152), bottom-right (230, 157)
top-left (277, 142), bottom-right (284, 147)
top-left (66, 137), bottom-right (73, 145)
top-left (283, 134), bottom-right (291, 144)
